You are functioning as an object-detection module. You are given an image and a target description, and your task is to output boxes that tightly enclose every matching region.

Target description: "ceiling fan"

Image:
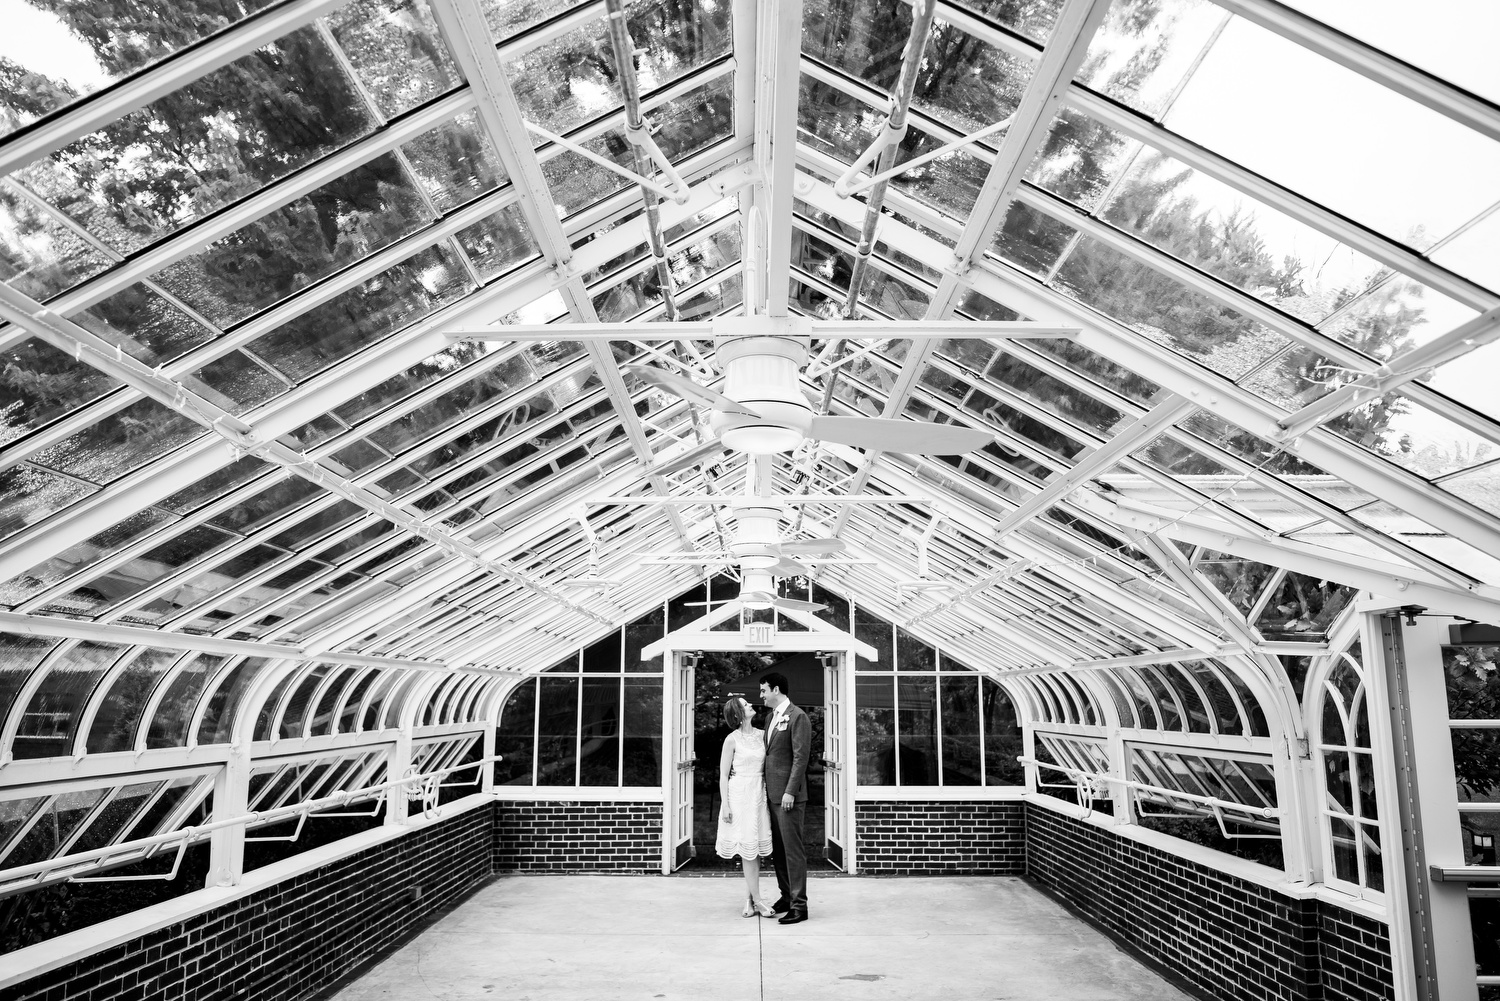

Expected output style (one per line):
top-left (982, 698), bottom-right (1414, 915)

top-left (620, 316), bottom-right (993, 457)
top-left (664, 499), bottom-right (846, 612)
top-left (451, 315), bottom-right (1082, 459)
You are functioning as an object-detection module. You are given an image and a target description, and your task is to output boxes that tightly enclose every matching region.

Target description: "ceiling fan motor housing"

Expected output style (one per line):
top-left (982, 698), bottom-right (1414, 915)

top-left (740, 571), bottom-right (775, 607)
top-left (730, 502), bottom-right (783, 570)
top-left (712, 330), bottom-right (812, 454)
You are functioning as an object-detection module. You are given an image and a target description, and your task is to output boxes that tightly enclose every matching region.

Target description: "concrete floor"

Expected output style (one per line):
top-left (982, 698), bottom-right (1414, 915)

top-left (329, 875), bottom-right (1194, 1001)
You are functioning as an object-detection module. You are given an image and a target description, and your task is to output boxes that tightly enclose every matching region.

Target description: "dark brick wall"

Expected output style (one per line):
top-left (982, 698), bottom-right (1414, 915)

top-left (6, 803), bottom-right (493, 1001)
top-left (1319, 904), bottom-right (1398, 1001)
top-left (493, 801), bottom-right (661, 872)
top-left (855, 800), bottom-right (1025, 874)
top-left (1026, 803), bottom-right (1394, 1001)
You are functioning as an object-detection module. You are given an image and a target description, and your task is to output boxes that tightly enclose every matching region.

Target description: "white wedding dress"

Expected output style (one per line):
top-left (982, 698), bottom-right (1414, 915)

top-left (715, 728), bottom-right (774, 859)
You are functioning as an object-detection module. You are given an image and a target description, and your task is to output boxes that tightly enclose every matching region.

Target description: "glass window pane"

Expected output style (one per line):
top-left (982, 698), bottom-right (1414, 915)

top-left (279, 665), bottom-right (333, 739)
top-left (622, 677), bottom-right (661, 786)
top-left (579, 677), bottom-right (621, 786)
top-left (5, 788), bottom-right (109, 867)
top-left (896, 675), bottom-right (937, 785)
top-left (939, 674), bottom-right (981, 787)
top-left (197, 657), bottom-right (277, 745)
top-left (20, 22), bottom-right (375, 259)
top-left (0, 465), bottom-right (98, 544)
top-left (855, 675), bottom-right (895, 785)
top-left (14, 642), bottom-right (128, 759)
top-left (854, 603), bottom-right (891, 671)
top-left (895, 629), bottom-right (935, 671)
top-left (85, 648), bottom-right (180, 754)
top-left (537, 676), bottom-right (579, 786)
top-left (982, 678), bottom-right (1023, 785)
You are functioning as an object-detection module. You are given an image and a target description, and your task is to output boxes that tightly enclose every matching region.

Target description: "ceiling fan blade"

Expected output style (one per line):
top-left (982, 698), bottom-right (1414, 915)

top-left (768, 558), bottom-right (809, 577)
top-left (778, 538), bottom-right (846, 556)
top-left (772, 596), bottom-right (829, 614)
top-left (623, 365), bottom-right (760, 418)
top-left (810, 416), bottom-right (993, 455)
top-left (651, 439), bottom-right (726, 477)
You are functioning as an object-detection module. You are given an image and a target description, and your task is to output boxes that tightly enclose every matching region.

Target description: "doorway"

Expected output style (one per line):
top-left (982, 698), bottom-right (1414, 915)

top-left (672, 650), bottom-right (837, 873)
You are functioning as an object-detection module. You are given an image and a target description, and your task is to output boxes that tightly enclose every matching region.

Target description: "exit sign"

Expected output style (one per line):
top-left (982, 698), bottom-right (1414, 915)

top-left (744, 622), bottom-right (775, 646)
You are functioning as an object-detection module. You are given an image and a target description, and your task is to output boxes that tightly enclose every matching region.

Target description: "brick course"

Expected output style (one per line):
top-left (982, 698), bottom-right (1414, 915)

top-left (493, 801), bottom-right (661, 872)
top-left (6, 803), bottom-right (493, 1001)
top-left (1026, 803), bottom-right (1394, 1001)
top-left (854, 800), bottom-right (1025, 874)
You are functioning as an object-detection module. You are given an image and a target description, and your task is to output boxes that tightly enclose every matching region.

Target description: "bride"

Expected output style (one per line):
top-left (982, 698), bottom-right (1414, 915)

top-left (715, 696), bottom-right (777, 917)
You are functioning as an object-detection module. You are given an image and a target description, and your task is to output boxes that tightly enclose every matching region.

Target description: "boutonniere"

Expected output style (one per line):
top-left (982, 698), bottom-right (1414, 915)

top-left (776, 719), bottom-right (790, 731)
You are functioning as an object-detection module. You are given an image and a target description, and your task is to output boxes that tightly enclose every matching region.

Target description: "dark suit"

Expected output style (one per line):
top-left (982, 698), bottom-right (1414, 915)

top-left (764, 702), bottom-right (811, 912)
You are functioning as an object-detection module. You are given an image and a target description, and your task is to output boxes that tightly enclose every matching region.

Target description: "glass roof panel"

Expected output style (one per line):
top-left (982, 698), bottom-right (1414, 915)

top-left (1162, 15), bottom-right (1500, 255)
top-left (505, 0), bottom-right (731, 135)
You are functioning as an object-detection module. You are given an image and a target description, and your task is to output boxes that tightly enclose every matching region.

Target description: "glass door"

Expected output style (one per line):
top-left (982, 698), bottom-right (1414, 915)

top-left (823, 652), bottom-right (848, 870)
top-left (671, 652), bottom-right (697, 870)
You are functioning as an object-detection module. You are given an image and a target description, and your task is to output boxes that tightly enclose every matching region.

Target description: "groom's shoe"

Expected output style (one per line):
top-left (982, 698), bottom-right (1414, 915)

top-left (769, 898), bottom-right (791, 914)
top-left (777, 909), bottom-right (808, 925)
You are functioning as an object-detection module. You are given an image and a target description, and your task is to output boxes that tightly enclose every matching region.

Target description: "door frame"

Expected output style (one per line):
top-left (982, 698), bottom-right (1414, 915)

top-left (648, 602), bottom-right (877, 874)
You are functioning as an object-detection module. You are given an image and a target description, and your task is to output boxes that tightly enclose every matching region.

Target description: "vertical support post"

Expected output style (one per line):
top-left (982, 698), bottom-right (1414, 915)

top-left (660, 645), bottom-right (676, 873)
top-left (206, 745), bottom-right (249, 887)
top-left (1107, 728), bottom-right (1130, 823)
top-left (841, 650), bottom-right (859, 874)
top-left (1021, 722), bottom-right (1038, 793)
top-left (387, 732), bottom-right (413, 827)
top-left (480, 724), bottom-right (497, 795)
top-left (761, 0), bottom-right (805, 316)
top-left (1382, 606), bottom-right (1478, 1001)
top-left (1368, 608), bottom-right (1430, 1001)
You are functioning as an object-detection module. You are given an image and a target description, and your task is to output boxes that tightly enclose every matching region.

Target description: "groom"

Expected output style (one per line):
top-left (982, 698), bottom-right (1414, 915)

top-left (759, 672), bottom-right (810, 925)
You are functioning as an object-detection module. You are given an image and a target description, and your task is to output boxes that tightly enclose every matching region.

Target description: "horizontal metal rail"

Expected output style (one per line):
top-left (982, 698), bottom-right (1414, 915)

top-left (1020, 756), bottom-right (1280, 819)
top-left (0, 755), bottom-right (501, 896)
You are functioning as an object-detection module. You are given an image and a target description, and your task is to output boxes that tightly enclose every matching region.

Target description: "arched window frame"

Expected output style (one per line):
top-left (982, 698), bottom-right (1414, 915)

top-left (1309, 631), bottom-right (1386, 901)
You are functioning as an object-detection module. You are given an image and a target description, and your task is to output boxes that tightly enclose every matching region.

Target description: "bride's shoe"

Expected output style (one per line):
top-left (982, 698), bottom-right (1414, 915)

top-left (742, 897), bottom-right (757, 918)
top-left (752, 900), bottom-right (776, 918)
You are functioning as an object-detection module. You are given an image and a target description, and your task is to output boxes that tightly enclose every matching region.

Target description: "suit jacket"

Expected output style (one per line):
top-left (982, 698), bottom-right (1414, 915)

top-left (763, 702), bottom-right (811, 803)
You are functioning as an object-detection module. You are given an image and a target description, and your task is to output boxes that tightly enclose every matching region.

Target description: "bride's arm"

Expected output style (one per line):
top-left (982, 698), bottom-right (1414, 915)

top-left (719, 735), bottom-right (736, 823)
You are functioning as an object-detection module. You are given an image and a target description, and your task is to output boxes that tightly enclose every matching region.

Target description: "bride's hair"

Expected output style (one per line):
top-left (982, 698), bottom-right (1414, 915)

top-left (722, 697), bottom-right (748, 728)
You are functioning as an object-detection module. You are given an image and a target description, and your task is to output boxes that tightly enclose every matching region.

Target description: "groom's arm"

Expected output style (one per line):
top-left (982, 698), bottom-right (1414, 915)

top-left (787, 711), bottom-right (811, 799)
